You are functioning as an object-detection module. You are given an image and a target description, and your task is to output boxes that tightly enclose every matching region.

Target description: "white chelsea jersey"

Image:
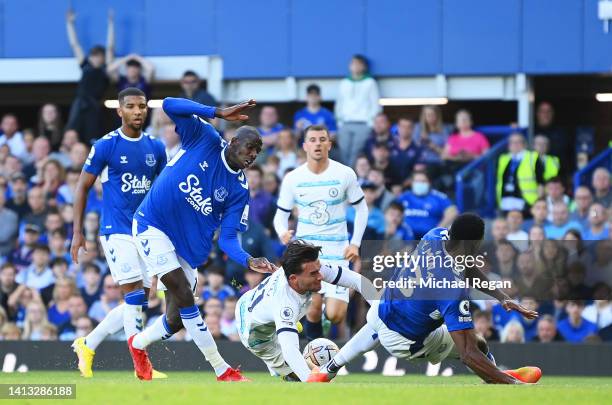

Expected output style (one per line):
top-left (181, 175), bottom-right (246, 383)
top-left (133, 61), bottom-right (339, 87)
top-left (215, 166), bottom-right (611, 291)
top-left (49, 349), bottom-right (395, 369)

top-left (277, 160), bottom-right (364, 266)
top-left (237, 265), bottom-right (345, 344)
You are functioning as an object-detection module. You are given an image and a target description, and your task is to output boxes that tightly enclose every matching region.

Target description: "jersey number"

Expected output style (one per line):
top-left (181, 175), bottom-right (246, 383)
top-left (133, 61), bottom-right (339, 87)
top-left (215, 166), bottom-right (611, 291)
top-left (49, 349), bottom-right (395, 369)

top-left (308, 200), bottom-right (330, 225)
top-left (247, 276), bottom-right (271, 312)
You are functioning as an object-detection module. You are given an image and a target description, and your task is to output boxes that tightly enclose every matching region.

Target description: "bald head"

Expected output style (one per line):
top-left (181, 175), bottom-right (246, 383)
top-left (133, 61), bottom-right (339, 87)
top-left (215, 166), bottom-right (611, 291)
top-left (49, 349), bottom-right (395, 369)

top-left (226, 126), bottom-right (263, 171)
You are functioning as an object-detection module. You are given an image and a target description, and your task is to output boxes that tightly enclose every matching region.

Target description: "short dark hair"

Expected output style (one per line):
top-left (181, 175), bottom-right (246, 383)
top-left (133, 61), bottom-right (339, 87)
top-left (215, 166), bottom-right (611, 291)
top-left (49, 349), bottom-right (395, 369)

top-left (182, 70), bottom-right (198, 79)
top-left (304, 124), bottom-right (329, 138)
top-left (411, 169), bottom-right (430, 181)
top-left (89, 45), bottom-right (105, 56)
top-left (247, 164), bottom-right (263, 176)
top-left (449, 213), bottom-right (485, 241)
top-left (281, 240), bottom-right (322, 278)
top-left (306, 84), bottom-right (321, 95)
top-left (126, 59), bottom-right (142, 68)
top-left (51, 228), bottom-right (67, 239)
top-left (84, 263), bottom-right (101, 274)
top-left (352, 54), bottom-right (370, 72)
top-left (33, 244), bottom-right (51, 254)
top-left (386, 201), bottom-right (404, 213)
top-left (50, 257), bottom-right (69, 268)
top-left (545, 176), bottom-right (563, 186)
top-left (118, 87), bottom-right (146, 105)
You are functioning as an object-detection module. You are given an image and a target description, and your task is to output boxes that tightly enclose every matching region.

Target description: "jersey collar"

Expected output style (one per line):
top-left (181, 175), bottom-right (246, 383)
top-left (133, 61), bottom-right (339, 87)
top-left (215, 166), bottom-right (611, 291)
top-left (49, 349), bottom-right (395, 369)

top-left (220, 146), bottom-right (239, 174)
top-left (117, 128), bottom-right (143, 142)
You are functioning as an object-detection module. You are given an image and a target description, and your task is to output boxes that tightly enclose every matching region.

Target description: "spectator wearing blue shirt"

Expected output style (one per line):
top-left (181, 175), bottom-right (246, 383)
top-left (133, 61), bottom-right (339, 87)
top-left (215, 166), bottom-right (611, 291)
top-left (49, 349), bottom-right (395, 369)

top-left (390, 118), bottom-right (422, 188)
top-left (59, 295), bottom-right (90, 341)
top-left (79, 263), bottom-right (102, 308)
top-left (178, 70), bottom-right (217, 107)
top-left (522, 198), bottom-right (550, 232)
top-left (257, 106), bottom-right (284, 156)
top-left (383, 201), bottom-right (414, 241)
top-left (569, 186), bottom-right (593, 230)
top-left (396, 170), bottom-right (458, 239)
top-left (544, 202), bottom-right (583, 239)
top-left (15, 245), bottom-right (54, 290)
top-left (294, 84), bottom-right (337, 138)
top-left (107, 54), bottom-right (154, 100)
top-left (88, 275), bottom-right (120, 323)
top-left (347, 181), bottom-right (385, 240)
top-left (362, 113), bottom-right (394, 162)
top-left (557, 300), bottom-right (599, 343)
top-left (583, 203), bottom-right (609, 240)
top-left (202, 268), bottom-right (236, 303)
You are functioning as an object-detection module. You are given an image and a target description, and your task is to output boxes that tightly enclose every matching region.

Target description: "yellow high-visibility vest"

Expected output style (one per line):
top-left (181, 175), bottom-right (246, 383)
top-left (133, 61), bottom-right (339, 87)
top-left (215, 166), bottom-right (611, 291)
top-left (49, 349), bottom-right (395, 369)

top-left (497, 151), bottom-right (539, 206)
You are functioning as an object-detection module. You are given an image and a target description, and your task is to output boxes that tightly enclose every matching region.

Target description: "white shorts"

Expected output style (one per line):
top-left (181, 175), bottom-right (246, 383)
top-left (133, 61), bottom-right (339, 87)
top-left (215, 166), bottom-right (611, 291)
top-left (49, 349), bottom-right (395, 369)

top-left (132, 220), bottom-right (198, 293)
top-left (319, 281), bottom-right (350, 303)
top-left (99, 234), bottom-right (151, 288)
top-left (366, 301), bottom-right (459, 365)
top-left (235, 296), bottom-right (292, 377)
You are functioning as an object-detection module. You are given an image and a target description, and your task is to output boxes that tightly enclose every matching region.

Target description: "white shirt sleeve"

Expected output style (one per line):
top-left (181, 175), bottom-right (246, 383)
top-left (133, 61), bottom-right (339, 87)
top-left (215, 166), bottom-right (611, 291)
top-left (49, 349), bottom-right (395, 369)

top-left (276, 173), bottom-right (294, 211)
top-left (350, 197), bottom-right (368, 247)
top-left (366, 78), bottom-right (382, 125)
top-left (320, 265), bottom-right (379, 304)
top-left (276, 330), bottom-right (312, 382)
top-left (346, 168), bottom-right (365, 205)
top-left (274, 297), bottom-right (312, 381)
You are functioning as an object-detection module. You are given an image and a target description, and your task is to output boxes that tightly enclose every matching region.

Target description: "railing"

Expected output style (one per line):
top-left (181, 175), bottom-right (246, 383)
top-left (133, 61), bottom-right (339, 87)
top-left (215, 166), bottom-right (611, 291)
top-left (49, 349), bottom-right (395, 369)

top-left (455, 126), bottom-right (527, 218)
top-left (573, 147), bottom-right (612, 193)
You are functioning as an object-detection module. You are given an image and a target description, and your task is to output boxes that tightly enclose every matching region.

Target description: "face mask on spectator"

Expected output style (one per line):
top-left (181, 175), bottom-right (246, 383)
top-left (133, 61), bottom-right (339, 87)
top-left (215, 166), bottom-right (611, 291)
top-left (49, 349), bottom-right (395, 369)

top-left (412, 181), bottom-right (430, 196)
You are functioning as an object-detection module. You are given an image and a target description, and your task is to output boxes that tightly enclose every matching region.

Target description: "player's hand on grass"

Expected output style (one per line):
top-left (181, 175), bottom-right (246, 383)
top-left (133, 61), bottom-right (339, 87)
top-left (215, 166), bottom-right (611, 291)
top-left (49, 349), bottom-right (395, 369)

top-left (343, 244), bottom-right (360, 262)
top-left (70, 232), bottom-right (86, 264)
top-left (501, 299), bottom-right (539, 320)
top-left (215, 99), bottom-right (256, 121)
top-left (280, 230), bottom-right (294, 245)
top-left (248, 257), bottom-right (277, 274)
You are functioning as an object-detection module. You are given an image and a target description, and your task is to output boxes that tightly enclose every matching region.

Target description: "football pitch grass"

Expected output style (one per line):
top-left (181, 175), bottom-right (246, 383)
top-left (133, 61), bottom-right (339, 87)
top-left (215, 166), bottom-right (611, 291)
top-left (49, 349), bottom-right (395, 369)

top-left (3, 372), bottom-right (611, 404)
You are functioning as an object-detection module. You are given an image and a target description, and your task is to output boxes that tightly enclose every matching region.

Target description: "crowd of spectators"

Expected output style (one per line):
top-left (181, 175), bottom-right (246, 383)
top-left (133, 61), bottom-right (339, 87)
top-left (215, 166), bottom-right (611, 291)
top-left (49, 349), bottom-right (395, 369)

top-left (0, 41), bottom-right (610, 345)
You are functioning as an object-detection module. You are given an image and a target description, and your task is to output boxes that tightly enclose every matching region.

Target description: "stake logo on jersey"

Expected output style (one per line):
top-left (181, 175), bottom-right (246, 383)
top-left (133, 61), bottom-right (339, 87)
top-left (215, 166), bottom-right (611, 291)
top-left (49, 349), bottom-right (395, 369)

top-left (135, 115), bottom-right (250, 268)
top-left (377, 227), bottom-right (474, 348)
top-left (83, 129), bottom-right (166, 236)
top-left (121, 173), bottom-right (152, 194)
top-left (178, 174), bottom-right (213, 215)
top-left (277, 160), bottom-right (364, 265)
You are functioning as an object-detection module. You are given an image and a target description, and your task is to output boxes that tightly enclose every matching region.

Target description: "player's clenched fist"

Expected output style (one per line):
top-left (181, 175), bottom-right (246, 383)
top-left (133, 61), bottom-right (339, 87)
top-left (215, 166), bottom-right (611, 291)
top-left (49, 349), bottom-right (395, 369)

top-left (343, 244), bottom-right (360, 262)
top-left (248, 257), bottom-right (277, 274)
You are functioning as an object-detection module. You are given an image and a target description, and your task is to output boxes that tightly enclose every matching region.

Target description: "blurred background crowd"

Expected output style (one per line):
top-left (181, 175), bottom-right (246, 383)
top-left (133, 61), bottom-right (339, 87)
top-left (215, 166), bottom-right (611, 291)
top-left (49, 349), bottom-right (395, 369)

top-left (0, 10), bottom-right (611, 346)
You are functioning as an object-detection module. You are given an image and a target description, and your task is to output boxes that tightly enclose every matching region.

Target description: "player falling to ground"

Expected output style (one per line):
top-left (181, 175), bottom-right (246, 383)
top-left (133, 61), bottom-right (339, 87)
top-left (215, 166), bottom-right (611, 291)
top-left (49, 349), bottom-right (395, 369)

top-left (273, 125), bottom-right (368, 339)
top-left (311, 213), bottom-right (541, 384)
top-left (128, 97), bottom-right (275, 381)
top-left (70, 88), bottom-right (167, 378)
top-left (236, 240), bottom-right (378, 382)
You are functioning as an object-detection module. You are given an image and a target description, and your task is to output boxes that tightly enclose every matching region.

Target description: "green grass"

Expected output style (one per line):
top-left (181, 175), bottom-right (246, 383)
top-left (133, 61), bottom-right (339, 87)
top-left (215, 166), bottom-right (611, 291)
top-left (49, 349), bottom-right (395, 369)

top-left (2, 372), bottom-right (611, 405)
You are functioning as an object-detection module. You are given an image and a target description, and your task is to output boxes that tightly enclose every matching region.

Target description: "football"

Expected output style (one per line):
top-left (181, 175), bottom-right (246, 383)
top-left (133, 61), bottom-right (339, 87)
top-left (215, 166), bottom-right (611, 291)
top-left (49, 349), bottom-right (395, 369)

top-left (302, 338), bottom-right (340, 369)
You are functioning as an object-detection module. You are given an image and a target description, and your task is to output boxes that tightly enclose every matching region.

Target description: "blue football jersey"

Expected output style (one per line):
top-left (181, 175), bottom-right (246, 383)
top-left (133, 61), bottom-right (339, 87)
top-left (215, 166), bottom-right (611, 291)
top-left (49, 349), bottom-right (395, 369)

top-left (378, 227), bottom-right (473, 351)
top-left (135, 115), bottom-right (250, 268)
top-left (83, 129), bottom-right (167, 236)
top-left (396, 190), bottom-right (453, 239)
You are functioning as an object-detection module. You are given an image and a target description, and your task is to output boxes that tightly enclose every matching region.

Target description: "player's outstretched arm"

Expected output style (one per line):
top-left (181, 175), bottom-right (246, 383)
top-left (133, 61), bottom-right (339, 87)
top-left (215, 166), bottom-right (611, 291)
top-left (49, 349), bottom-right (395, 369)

top-left (320, 265), bottom-right (380, 304)
top-left (449, 328), bottom-right (519, 384)
top-left (466, 266), bottom-right (538, 320)
top-left (70, 172), bottom-right (97, 264)
top-left (276, 330), bottom-right (312, 382)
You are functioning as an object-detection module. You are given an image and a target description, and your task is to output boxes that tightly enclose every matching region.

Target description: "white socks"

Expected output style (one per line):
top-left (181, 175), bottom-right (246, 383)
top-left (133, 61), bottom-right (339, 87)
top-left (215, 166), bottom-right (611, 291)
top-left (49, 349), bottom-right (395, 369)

top-left (180, 305), bottom-right (229, 376)
top-left (132, 315), bottom-right (173, 350)
top-left (85, 303), bottom-right (125, 351)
